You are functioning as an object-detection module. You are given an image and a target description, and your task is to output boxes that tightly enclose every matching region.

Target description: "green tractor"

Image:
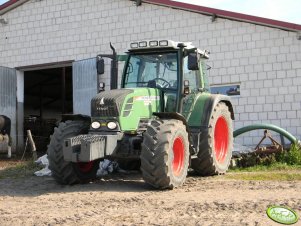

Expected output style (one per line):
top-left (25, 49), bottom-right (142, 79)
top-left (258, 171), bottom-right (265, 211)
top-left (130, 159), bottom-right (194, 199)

top-left (47, 40), bottom-right (234, 189)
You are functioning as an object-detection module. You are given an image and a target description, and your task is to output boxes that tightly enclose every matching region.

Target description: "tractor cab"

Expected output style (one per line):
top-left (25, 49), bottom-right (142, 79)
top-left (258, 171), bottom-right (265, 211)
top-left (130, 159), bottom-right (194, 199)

top-left (122, 40), bottom-right (210, 113)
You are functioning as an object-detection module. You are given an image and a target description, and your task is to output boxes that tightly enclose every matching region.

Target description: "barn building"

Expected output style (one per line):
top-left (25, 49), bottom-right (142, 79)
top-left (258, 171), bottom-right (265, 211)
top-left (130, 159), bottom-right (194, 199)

top-left (0, 0), bottom-right (300, 153)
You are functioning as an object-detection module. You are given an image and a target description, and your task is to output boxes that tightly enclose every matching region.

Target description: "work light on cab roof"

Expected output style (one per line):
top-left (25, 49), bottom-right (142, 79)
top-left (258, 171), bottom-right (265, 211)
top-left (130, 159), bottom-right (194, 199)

top-left (129, 40), bottom-right (210, 59)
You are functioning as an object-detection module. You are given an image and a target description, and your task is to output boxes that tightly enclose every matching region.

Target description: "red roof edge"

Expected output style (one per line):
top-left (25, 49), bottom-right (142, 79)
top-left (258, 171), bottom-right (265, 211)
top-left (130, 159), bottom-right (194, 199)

top-left (0, 0), bottom-right (19, 11)
top-left (1, 0), bottom-right (301, 31)
top-left (144, 0), bottom-right (301, 31)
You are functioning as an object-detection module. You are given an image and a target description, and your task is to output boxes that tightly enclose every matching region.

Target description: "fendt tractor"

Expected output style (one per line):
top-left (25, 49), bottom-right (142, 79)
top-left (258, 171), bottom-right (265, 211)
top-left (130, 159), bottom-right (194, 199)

top-left (47, 40), bottom-right (234, 189)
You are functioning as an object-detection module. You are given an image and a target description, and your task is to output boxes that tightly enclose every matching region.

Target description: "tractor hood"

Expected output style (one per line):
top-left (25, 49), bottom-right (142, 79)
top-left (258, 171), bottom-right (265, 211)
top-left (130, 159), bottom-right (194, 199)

top-left (91, 88), bottom-right (161, 131)
top-left (91, 89), bottom-right (133, 117)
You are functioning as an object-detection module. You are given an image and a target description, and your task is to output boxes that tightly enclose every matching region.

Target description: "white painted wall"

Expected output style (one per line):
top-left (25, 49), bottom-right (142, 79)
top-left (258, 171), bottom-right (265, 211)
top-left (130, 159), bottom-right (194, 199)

top-left (0, 0), bottom-right (300, 146)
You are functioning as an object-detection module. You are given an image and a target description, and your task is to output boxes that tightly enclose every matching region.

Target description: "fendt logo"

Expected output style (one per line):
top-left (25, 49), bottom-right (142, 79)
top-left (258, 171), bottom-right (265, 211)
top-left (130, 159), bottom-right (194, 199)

top-left (99, 98), bottom-right (105, 105)
top-left (266, 206), bottom-right (299, 225)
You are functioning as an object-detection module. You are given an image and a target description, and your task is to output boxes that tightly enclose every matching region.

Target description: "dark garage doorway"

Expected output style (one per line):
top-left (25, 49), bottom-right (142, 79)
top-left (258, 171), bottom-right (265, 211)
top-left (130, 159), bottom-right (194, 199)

top-left (24, 66), bottom-right (73, 153)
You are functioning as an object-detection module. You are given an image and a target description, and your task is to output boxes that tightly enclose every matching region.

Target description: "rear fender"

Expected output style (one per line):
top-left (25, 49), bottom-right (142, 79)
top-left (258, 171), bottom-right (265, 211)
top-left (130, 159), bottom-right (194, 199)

top-left (187, 94), bottom-right (234, 156)
top-left (189, 94), bottom-right (234, 128)
top-left (202, 94), bottom-right (234, 127)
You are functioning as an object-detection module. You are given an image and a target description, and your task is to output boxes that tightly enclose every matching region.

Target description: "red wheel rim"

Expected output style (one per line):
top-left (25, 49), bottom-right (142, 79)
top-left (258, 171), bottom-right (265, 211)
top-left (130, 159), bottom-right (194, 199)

top-left (214, 116), bottom-right (229, 164)
top-left (77, 161), bottom-right (94, 173)
top-left (172, 136), bottom-right (185, 176)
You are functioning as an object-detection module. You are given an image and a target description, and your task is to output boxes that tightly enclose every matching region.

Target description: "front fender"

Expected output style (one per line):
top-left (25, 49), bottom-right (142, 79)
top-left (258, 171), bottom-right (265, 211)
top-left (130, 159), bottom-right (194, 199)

top-left (153, 112), bottom-right (189, 129)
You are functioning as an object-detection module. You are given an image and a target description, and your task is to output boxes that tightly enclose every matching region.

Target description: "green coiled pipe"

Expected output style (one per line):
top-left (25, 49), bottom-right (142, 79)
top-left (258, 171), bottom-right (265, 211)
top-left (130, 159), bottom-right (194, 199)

top-left (233, 123), bottom-right (298, 144)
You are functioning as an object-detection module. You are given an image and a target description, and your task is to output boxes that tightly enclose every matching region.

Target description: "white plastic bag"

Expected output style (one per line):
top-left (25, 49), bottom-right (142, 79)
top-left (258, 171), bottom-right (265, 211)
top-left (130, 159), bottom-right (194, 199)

top-left (34, 154), bottom-right (52, 176)
top-left (35, 154), bottom-right (49, 166)
top-left (96, 159), bottom-right (119, 177)
top-left (34, 166), bottom-right (52, 176)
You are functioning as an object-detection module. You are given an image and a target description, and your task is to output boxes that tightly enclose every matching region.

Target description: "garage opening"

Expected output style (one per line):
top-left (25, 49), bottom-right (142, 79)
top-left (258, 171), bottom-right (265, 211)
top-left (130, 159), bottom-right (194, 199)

top-left (24, 66), bottom-right (73, 153)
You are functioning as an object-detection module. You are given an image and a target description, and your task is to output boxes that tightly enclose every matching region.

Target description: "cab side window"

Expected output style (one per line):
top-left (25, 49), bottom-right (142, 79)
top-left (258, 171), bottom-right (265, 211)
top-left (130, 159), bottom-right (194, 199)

top-left (183, 56), bottom-right (200, 92)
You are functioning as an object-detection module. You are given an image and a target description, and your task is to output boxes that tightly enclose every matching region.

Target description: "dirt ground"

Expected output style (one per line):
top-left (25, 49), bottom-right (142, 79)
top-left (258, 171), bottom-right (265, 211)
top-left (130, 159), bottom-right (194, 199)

top-left (0, 164), bottom-right (300, 226)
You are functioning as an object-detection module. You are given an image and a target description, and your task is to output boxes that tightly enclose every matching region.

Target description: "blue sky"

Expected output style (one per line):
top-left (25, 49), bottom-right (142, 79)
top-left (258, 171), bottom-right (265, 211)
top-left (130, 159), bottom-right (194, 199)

top-left (0, 0), bottom-right (300, 24)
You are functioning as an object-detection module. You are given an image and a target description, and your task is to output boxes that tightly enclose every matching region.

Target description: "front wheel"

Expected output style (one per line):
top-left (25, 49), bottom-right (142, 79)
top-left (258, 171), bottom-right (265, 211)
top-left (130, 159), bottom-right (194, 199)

top-left (141, 119), bottom-right (189, 189)
top-left (191, 102), bottom-right (233, 175)
top-left (47, 120), bottom-right (99, 185)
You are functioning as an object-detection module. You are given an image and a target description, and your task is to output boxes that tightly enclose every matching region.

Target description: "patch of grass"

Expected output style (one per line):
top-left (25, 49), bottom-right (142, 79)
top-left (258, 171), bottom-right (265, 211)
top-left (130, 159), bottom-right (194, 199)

top-left (230, 162), bottom-right (301, 172)
top-left (225, 171), bottom-right (301, 181)
top-left (0, 160), bottom-right (42, 179)
top-left (228, 144), bottom-right (301, 181)
top-left (276, 144), bottom-right (301, 165)
top-left (233, 144), bottom-right (301, 170)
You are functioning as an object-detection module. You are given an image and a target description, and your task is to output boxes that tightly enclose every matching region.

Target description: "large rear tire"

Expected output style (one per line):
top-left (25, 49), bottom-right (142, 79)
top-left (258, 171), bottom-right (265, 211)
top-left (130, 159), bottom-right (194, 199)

top-left (141, 119), bottom-right (189, 189)
top-left (191, 102), bottom-right (233, 175)
top-left (47, 120), bottom-right (99, 185)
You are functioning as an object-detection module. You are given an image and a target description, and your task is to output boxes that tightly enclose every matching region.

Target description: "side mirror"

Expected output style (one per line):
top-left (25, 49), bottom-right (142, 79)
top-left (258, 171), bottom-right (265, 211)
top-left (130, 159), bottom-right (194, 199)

top-left (96, 57), bottom-right (105, 75)
top-left (188, 53), bottom-right (199, 70)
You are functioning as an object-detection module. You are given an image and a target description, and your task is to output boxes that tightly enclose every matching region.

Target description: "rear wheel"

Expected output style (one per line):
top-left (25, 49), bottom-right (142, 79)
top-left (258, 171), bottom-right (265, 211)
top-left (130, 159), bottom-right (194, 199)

top-left (141, 119), bottom-right (189, 189)
top-left (191, 102), bottom-right (233, 175)
top-left (47, 120), bottom-right (99, 185)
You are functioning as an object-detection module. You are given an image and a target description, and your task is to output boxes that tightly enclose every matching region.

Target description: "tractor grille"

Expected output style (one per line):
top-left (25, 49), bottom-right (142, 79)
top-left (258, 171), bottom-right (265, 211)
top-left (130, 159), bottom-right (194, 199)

top-left (91, 89), bottom-right (133, 117)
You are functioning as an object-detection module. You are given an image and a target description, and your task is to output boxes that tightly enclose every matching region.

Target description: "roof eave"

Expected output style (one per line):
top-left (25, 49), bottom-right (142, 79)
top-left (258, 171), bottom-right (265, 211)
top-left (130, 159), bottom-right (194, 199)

top-left (0, 0), bottom-right (29, 16)
top-left (1, 0), bottom-right (301, 32)
top-left (143, 0), bottom-right (301, 32)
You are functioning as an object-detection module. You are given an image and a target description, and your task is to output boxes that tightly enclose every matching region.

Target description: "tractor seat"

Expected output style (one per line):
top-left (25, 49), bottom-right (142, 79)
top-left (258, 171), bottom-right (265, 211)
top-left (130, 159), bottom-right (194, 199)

top-left (164, 93), bottom-right (176, 112)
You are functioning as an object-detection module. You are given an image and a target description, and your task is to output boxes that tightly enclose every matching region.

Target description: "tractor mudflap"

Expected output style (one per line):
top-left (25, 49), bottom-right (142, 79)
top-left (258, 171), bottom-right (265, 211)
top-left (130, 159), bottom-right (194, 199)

top-left (63, 134), bottom-right (117, 162)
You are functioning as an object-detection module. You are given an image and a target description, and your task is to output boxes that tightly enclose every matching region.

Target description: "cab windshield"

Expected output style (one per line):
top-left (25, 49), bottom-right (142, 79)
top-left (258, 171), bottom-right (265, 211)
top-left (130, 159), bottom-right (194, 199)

top-left (123, 52), bottom-right (178, 90)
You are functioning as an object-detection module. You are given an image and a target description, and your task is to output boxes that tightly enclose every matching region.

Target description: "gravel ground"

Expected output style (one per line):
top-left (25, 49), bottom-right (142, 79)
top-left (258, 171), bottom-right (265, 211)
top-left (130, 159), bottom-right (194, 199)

top-left (0, 169), bottom-right (300, 226)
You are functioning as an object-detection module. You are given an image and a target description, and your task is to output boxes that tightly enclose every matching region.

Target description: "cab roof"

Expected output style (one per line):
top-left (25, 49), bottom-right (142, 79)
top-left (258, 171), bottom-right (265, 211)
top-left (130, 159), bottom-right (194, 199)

top-left (128, 40), bottom-right (209, 59)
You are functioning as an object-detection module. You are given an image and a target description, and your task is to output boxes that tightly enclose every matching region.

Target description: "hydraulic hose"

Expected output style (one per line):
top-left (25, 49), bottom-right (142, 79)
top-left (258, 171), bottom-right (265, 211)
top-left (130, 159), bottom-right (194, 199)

top-left (233, 123), bottom-right (298, 144)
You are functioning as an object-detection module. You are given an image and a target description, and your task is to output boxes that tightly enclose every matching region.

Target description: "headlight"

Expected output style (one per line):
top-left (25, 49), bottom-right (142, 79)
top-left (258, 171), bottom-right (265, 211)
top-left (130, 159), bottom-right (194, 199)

top-left (91, 121), bottom-right (101, 129)
top-left (107, 121), bottom-right (117, 130)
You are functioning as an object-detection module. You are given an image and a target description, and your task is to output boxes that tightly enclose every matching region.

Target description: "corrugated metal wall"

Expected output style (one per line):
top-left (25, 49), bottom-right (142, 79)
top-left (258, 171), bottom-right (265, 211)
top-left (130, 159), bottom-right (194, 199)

top-left (0, 66), bottom-right (16, 149)
top-left (72, 58), bottom-right (97, 116)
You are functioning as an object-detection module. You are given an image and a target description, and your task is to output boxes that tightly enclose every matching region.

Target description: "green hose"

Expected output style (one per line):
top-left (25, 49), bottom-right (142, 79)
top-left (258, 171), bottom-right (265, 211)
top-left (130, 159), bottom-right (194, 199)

top-left (233, 123), bottom-right (298, 144)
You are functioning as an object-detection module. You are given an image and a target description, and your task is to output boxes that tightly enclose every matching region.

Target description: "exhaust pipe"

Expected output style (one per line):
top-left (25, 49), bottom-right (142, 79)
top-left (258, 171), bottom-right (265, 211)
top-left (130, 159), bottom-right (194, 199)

top-left (110, 43), bottom-right (118, 90)
top-left (96, 43), bottom-right (118, 90)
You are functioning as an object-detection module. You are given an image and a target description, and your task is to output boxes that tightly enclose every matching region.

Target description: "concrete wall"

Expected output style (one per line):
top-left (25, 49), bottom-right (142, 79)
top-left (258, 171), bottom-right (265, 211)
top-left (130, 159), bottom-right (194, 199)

top-left (0, 0), bottom-right (300, 146)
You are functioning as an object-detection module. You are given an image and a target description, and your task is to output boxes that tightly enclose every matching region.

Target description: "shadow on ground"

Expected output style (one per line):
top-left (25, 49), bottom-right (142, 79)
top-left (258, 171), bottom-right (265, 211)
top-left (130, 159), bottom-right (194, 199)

top-left (0, 171), bottom-right (158, 197)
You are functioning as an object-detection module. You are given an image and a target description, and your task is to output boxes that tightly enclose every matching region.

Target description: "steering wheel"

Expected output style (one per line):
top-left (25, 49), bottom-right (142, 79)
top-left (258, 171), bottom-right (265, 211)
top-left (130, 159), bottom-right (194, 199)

top-left (152, 78), bottom-right (171, 88)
